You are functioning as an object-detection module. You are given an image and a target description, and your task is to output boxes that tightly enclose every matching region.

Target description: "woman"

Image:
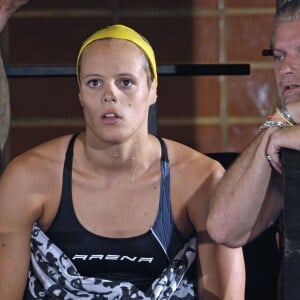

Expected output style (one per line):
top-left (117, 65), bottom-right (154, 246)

top-left (0, 5), bottom-right (245, 299)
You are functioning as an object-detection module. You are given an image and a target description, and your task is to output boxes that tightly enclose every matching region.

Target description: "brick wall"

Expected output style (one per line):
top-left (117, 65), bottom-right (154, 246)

top-left (1, 0), bottom-right (276, 164)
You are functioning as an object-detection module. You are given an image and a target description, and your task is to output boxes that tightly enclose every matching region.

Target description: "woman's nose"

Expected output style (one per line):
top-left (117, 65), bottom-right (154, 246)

top-left (102, 86), bottom-right (116, 103)
top-left (103, 95), bottom-right (116, 103)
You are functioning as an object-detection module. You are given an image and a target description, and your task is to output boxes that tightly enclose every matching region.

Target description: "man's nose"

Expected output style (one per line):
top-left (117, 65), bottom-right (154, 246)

top-left (280, 56), bottom-right (295, 75)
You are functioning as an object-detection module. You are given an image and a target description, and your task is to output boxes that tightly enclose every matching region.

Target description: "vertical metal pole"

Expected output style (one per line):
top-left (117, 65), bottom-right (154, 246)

top-left (275, 2), bottom-right (300, 299)
top-left (281, 149), bottom-right (300, 299)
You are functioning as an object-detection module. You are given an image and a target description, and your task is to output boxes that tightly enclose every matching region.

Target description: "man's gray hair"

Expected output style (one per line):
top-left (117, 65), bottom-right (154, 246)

top-left (271, 0), bottom-right (300, 48)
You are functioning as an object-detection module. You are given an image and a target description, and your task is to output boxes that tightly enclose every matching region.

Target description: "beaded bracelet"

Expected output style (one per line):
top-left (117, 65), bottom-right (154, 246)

top-left (258, 120), bottom-right (291, 133)
top-left (276, 106), bottom-right (296, 126)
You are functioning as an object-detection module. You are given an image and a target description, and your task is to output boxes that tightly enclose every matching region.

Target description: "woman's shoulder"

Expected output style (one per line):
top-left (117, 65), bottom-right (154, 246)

top-left (2, 134), bottom-right (76, 182)
top-left (161, 137), bottom-right (223, 170)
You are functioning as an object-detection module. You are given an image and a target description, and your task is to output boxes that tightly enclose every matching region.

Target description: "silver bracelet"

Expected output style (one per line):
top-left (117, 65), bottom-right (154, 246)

top-left (258, 120), bottom-right (291, 133)
top-left (277, 105), bottom-right (296, 125)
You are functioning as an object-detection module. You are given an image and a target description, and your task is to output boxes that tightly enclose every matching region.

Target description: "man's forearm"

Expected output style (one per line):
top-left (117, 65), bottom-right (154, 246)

top-left (207, 129), bottom-right (279, 247)
top-left (0, 0), bottom-right (30, 32)
top-left (0, 49), bottom-right (10, 151)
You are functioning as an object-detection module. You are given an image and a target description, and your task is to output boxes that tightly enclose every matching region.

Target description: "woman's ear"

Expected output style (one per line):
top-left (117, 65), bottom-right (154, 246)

top-left (78, 92), bottom-right (83, 106)
top-left (150, 81), bottom-right (158, 105)
top-left (152, 93), bottom-right (158, 105)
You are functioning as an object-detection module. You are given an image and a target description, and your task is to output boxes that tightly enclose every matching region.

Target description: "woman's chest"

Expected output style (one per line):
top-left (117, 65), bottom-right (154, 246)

top-left (72, 179), bottom-right (161, 237)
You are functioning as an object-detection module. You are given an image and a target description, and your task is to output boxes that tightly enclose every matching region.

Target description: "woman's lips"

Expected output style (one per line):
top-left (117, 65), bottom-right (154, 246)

top-left (102, 113), bottom-right (121, 124)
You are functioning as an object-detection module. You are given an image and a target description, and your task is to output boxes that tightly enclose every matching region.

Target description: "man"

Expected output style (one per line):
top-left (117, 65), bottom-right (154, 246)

top-left (0, 0), bottom-right (30, 158)
top-left (207, 0), bottom-right (300, 248)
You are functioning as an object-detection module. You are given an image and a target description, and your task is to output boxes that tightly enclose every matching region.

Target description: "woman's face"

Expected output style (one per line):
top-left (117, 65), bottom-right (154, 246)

top-left (78, 39), bottom-right (157, 145)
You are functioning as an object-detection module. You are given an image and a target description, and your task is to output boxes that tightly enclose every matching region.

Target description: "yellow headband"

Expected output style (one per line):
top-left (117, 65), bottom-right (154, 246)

top-left (76, 24), bottom-right (157, 86)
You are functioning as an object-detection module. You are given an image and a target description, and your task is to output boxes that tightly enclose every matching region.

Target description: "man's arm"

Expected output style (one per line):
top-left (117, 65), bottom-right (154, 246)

top-left (0, 2), bottom-right (34, 299)
top-left (207, 127), bottom-right (284, 248)
top-left (0, 1), bottom-right (30, 153)
top-left (0, 0), bottom-right (29, 31)
top-left (0, 49), bottom-right (10, 152)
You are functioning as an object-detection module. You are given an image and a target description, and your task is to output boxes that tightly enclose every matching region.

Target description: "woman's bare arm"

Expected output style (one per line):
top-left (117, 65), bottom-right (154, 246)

top-left (0, 158), bottom-right (43, 299)
top-left (187, 155), bottom-right (245, 299)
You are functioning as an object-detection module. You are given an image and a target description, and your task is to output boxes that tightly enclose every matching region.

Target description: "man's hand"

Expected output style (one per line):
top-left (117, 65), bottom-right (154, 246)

top-left (265, 125), bottom-right (300, 173)
top-left (0, 0), bottom-right (30, 31)
top-left (0, 0), bottom-right (30, 13)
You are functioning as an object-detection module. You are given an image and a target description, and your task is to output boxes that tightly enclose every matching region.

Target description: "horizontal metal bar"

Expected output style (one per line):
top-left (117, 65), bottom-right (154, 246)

top-left (262, 49), bottom-right (273, 56)
top-left (158, 64), bottom-right (250, 76)
top-left (5, 66), bottom-right (76, 77)
top-left (5, 64), bottom-right (250, 78)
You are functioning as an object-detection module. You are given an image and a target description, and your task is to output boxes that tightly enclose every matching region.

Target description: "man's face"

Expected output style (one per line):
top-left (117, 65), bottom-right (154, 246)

top-left (273, 20), bottom-right (300, 105)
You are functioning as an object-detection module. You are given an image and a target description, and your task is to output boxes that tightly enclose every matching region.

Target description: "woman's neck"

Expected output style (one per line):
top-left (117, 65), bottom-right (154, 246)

top-left (75, 133), bottom-right (159, 176)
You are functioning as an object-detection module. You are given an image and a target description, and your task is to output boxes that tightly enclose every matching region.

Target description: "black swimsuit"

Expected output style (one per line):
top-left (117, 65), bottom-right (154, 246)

top-left (46, 134), bottom-right (187, 291)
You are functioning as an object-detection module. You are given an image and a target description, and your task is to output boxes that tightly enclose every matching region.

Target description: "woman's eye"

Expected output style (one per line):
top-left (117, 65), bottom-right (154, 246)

top-left (87, 79), bottom-right (101, 87)
top-left (121, 79), bottom-right (133, 87)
